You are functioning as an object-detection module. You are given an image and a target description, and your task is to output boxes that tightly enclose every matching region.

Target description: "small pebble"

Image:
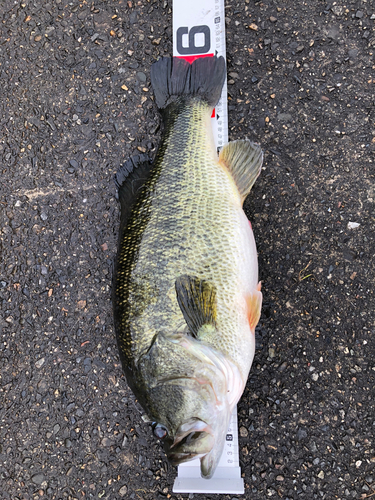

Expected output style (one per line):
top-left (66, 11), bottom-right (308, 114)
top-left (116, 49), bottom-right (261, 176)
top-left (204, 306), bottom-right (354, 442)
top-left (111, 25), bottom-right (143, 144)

top-left (136, 72), bottom-right (147, 83)
top-left (35, 358), bottom-right (45, 368)
top-left (69, 159), bottom-right (79, 169)
top-left (347, 221), bottom-right (360, 229)
top-left (119, 485), bottom-right (128, 496)
top-left (239, 426), bottom-right (248, 437)
top-left (317, 471), bottom-right (325, 479)
top-left (31, 473), bottom-right (45, 485)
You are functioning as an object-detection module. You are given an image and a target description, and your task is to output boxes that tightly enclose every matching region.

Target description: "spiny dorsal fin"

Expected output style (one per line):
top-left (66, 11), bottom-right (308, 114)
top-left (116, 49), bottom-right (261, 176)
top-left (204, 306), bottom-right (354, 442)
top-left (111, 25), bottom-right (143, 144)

top-left (219, 139), bottom-right (263, 203)
top-left (114, 153), bottom-right (152, 231)
top-left (175, 275), bottom-right (217, 338)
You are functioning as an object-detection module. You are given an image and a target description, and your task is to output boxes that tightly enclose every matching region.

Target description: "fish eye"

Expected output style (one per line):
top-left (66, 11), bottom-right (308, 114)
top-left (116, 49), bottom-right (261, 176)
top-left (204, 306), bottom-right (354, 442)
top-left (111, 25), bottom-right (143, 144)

top-left (153, 423), bottom-right (168, 440)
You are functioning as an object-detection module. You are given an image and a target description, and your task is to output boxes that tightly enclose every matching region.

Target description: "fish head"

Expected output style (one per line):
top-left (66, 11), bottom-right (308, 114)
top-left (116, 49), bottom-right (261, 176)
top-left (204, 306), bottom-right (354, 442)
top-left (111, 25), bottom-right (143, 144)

top-left (143, 333), bottom-right (245, 478)
top-left (150, 375), bottom-right (230, 478)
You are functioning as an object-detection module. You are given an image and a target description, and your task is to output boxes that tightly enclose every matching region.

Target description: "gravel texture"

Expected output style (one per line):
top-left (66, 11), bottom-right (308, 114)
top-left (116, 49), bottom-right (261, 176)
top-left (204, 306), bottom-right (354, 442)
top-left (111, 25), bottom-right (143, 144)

top-left (1, 0), bottom-right (374, 499)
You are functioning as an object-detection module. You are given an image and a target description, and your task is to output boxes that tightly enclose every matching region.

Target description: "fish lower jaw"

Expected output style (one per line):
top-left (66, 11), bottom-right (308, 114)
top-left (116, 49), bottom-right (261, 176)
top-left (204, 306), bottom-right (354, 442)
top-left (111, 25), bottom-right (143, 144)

top-left (167, 450), bottom-right (218, 480)
top-left (167, 452), bottom-right (206, 466)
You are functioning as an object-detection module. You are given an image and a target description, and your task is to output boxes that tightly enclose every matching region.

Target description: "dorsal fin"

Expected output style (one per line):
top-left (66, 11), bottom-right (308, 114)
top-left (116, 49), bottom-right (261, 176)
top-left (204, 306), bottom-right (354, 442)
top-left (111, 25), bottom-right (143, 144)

top-left (219, 140), bottom-right (263, 203)
top-left (114, 154), bottom-right (152, 231)
top-left (175, 275), bottom-right (217, 339)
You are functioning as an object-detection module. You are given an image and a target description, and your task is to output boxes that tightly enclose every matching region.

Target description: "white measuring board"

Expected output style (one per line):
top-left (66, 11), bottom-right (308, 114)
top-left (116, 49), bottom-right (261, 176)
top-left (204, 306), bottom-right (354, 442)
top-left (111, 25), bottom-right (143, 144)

top-left (173, 0), bottom-right (228, 151)
top-left (172, 0), bottom-right (244, 494)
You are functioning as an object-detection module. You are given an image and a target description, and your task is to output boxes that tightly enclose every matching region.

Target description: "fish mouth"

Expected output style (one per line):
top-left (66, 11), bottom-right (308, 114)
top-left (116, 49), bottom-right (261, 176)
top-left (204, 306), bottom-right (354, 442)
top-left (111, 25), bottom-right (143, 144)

top-left (164, 416), bottom-right (228, 479)
top-left (165, 418), bottom-right (215, 465)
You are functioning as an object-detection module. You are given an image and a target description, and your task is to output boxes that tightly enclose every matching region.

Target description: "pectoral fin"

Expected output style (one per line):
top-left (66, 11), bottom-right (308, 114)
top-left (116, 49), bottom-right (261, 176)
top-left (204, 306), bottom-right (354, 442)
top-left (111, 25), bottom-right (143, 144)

top-left (175, 275), bottom-right (217, 339)
top-left (246, 283), bottom-right (262, 331)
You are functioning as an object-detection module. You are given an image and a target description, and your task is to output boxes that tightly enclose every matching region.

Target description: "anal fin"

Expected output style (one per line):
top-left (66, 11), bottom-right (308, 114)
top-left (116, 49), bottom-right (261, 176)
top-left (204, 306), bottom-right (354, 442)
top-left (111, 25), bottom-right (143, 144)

top-left (219, 139), bottom-right (263, 203)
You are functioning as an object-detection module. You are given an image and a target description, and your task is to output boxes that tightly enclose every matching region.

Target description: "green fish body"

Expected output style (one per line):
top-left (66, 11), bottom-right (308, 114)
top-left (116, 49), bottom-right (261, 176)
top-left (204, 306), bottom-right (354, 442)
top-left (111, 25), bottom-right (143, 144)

top-left (113, 56), bottom-right (263, 478)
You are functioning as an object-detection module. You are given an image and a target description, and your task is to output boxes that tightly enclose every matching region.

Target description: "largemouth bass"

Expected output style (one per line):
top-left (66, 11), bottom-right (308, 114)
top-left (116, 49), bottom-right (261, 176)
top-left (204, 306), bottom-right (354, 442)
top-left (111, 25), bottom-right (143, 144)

top-left (113, 56), bottom-right (263, 479)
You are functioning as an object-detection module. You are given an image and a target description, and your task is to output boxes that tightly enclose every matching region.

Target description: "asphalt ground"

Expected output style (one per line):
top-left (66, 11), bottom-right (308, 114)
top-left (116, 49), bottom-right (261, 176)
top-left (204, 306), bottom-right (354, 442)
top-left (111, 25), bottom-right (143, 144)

top-left (1, 0), bottom-right (374, 499)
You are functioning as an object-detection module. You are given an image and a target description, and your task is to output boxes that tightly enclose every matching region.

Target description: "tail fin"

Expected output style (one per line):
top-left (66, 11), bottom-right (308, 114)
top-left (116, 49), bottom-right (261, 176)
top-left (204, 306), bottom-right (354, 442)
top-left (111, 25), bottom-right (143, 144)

top-left (150, 56), bottom-right (226, 110)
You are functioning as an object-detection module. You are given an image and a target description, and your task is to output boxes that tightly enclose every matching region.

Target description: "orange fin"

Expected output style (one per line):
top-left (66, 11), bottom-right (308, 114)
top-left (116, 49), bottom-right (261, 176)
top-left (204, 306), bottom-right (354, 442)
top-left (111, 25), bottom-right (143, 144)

top-left (246, 284), bottom-right (262, 331)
